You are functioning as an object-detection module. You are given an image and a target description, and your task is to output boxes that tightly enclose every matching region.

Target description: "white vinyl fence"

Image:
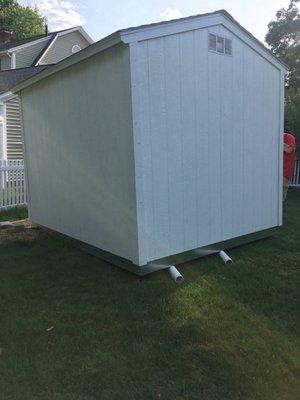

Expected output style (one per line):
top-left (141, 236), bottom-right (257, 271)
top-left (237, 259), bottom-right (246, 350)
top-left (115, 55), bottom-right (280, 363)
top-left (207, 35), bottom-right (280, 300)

top-left (0, 160), bottom-right (27, 209)
top-left (290, 159), bottom-right (300, 188)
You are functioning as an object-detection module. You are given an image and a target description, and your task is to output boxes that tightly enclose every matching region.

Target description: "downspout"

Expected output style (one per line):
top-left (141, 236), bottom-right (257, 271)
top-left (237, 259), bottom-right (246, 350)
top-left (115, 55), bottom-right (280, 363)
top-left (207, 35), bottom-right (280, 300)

top-left (0, 101), bottom-right (7, 161)
top-left (7, 51), bottom-right (16, 69)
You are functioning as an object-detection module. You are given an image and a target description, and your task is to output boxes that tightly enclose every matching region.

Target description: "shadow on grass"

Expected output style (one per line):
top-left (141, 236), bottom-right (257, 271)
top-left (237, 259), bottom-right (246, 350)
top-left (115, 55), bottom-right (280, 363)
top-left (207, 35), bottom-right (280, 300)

top-left (0, 193), bottom-right (299, 400)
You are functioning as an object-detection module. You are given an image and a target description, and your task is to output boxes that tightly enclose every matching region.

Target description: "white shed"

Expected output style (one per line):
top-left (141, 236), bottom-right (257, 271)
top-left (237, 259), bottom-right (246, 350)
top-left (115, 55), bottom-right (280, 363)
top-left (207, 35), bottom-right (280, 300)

top-left (13, 10), bottom-right (287, 277)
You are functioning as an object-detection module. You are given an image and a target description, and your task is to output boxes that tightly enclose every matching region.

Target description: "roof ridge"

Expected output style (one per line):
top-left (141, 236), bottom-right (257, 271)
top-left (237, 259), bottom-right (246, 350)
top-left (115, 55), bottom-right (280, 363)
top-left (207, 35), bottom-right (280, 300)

top-left (0, 33), bottom-right (52, 52)
top-left (0, 26), bottom-right (82, 52)
top-left (11, 10), bottom-right (287, 94)
top-left (50, 26), bottom-right (81, 35)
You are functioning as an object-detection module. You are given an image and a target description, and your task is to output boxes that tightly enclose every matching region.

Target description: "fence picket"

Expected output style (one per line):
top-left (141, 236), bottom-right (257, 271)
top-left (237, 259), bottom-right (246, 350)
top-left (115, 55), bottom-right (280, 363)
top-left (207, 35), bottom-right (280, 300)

top-left (0, 159), bottom-right (27, 210)
top-left (290, 159), bottom-right (300, 188)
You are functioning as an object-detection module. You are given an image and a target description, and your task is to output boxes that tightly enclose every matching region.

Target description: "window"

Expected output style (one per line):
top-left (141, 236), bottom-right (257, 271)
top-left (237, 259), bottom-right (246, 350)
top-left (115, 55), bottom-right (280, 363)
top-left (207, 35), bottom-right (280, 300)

top-left (209, 33), bottom-right (217, 51)
top-left (225, 38), bottom-right (232, 55)
top-left (72, 44), bottom-right (81, 53)
top-left (209, 33), bottom-right (232, 56)
top-left (217, 36), bottom-right (224, 53)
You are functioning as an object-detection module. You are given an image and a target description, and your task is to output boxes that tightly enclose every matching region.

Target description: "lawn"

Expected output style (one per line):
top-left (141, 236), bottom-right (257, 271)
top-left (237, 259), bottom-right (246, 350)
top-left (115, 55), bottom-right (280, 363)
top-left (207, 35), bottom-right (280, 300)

top-left (0, 205), bottom-right (27, 222)
top-left (0, 192), bottom-right (299, 400)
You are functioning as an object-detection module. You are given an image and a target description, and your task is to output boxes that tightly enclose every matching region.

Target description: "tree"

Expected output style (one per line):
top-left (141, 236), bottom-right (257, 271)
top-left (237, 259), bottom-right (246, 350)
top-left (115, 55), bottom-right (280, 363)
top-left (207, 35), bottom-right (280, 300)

top-left (266, 0), bottom-right (300, 90)
top-left (266, 0), bottom-right (300, 144)
top-left (0, 0), bottom-right (46, 41)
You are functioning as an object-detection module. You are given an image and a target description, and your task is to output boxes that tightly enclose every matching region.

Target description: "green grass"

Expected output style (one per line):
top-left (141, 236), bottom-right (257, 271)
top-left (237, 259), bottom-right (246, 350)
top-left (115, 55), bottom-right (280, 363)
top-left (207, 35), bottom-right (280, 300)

top-left (0, 192), bottom-right (299, 400)
top-left (0, 206), bottom-right (28, 222)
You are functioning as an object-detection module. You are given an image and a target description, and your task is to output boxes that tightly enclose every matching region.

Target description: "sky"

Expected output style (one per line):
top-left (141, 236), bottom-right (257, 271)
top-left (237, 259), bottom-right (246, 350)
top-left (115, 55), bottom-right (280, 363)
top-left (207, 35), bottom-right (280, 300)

top-left (21, 0), bottom-right (292, 44)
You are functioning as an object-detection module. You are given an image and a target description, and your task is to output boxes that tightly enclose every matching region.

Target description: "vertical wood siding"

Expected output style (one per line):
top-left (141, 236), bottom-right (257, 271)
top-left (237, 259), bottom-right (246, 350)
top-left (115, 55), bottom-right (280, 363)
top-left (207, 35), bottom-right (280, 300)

top-left (132, 25), bottom-right (281, 263)
top-left (6, 96), bottom-right (23, 159)
top-left (39, 31), bottom-right (90, 65)
top-left (20, 44), bottom-right (139, 263)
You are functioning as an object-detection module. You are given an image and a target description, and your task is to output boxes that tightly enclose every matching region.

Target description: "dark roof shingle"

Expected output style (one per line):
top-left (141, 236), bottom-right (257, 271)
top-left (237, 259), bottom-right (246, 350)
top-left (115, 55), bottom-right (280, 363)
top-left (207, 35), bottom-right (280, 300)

top-left (0, 66), bottom-right (50, 95)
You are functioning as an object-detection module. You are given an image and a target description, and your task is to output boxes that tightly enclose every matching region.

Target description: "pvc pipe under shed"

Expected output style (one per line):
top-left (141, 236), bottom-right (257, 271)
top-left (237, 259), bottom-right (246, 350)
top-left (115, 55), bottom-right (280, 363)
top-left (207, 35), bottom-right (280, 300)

top-left (168, 266), bottom-right (184, 284)
top-left (219, 250), bottom-right (233, 265)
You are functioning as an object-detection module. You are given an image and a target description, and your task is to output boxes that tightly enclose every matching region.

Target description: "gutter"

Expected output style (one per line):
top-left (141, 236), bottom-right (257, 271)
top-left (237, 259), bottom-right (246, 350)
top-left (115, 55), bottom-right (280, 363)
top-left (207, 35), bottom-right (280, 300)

top-left (0, 91), bottom-right (15, 103)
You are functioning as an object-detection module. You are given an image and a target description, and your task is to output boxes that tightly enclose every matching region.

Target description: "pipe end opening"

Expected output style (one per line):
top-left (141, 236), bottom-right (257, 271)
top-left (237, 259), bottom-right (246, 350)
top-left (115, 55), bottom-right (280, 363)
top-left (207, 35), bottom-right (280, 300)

top-left (175, 276), bottom-right (184, 284)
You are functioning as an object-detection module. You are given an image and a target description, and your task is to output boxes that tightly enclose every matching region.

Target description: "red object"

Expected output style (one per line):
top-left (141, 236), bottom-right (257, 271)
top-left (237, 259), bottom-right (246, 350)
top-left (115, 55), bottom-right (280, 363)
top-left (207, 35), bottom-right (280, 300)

top-left (283, 133), bottom-right (296, 179)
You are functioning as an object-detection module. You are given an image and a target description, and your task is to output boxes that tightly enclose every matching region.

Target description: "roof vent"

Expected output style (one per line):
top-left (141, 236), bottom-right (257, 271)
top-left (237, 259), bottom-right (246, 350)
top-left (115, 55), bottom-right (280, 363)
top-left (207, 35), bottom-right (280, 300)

top-left (72, 44), bottom-right (81, 54)
top-left (209, 33), bottom-right (232, 55)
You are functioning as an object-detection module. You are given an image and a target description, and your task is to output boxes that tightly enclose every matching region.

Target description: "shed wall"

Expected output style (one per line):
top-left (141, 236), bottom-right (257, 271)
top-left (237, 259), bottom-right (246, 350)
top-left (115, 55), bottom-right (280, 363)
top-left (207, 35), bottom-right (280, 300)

top-left (132, 25), bottom-right (282, 263)
top-left (20, 43), bottom-right (139, 262)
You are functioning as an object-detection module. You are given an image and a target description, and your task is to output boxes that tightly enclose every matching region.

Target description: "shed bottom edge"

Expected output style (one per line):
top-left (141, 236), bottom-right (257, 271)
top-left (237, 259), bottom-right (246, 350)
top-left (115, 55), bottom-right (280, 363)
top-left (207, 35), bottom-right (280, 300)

top-left (78, 227), bottom-right (280, 276)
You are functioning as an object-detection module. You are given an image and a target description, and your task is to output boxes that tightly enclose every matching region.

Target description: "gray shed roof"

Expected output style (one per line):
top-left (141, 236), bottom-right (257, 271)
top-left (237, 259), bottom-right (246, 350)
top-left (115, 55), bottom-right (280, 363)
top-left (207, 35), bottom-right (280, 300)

top-left (11, 10), bottom-right (288, 93)
top-left (0, 66), bottom-right (50, 95)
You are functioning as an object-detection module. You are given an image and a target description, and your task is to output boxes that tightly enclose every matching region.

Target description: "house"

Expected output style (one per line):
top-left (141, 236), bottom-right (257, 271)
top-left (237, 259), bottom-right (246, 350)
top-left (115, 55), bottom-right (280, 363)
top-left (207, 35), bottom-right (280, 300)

top-left (0, 26), bottom-right (93, 160)
top-left (12, 10), bottom-right (287, 278)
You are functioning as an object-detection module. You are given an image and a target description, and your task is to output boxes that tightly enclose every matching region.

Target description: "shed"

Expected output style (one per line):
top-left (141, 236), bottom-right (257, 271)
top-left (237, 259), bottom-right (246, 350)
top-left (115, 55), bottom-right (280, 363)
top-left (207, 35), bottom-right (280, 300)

top-left (13, 10), bottom-right (287, 276)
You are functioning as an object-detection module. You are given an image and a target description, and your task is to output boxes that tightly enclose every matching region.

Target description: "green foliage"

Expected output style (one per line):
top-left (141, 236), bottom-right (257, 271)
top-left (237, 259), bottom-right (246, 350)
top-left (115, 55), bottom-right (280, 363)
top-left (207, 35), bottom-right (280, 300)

top-left (0, 0), bottom-right (46, 41)
top-left (0, 206), bottom-right (27, 222)
top-left (266, 0), bottom-right (300, 90)
top-left (266, 1), bottom-right (300, 144)
top-left (285, 89), bottom-right (300, 134)
top-left (0, 0), bottom-right (15, 7)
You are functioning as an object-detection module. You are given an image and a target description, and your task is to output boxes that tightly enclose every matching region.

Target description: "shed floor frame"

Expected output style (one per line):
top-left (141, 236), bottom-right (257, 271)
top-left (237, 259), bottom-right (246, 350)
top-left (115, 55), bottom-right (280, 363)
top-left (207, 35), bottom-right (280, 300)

top-left (78, 227), bottom-right (279, 276)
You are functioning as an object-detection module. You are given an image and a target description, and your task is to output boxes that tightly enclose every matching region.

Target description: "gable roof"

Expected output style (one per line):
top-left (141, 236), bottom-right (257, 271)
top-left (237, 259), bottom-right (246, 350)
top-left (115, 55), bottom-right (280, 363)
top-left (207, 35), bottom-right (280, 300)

top-left (0, 27), bottom-right (71, 52)
top-left (11, 10), bottom-right (288, 94)
top-left (0, 34), bottom-right (50, 52)
top-left (0, 26), bottom-right (93, 57)
top-left (0, 66), bottom-right (50, 95)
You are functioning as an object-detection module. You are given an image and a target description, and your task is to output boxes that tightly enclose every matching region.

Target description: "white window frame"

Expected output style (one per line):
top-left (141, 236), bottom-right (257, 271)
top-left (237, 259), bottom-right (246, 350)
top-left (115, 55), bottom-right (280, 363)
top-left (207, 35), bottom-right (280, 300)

top-left (208, 32), bottom-right (233, 57)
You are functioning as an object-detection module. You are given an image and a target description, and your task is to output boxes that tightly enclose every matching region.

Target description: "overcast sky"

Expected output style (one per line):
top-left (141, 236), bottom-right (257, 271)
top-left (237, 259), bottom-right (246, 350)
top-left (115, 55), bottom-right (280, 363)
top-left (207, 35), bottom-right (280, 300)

top-left (21, 0), bottom-right (291, 44)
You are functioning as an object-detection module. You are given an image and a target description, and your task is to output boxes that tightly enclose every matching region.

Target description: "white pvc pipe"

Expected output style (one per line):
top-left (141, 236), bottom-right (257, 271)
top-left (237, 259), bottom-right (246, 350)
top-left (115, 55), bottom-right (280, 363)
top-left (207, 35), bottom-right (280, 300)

top-left (219, 250), bottom-right (233, 265)
top-left (168, 266), bottom-right (184, 284)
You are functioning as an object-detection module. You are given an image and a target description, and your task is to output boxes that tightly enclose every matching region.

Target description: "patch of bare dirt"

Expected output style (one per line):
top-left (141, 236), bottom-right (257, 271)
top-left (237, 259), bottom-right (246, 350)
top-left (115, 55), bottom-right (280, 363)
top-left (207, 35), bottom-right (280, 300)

top-left (0, 219), bottom-right (42, 243)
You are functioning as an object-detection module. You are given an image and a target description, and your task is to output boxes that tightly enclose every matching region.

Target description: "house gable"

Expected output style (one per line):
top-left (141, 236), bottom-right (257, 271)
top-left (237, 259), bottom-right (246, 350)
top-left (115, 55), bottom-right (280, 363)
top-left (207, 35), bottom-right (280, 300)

top-left (15, 38), bottom-right (52, 69)
top-left (37, 30), bottom-right (92, 65)
top-left (0, 27), bottom-right (93, 72)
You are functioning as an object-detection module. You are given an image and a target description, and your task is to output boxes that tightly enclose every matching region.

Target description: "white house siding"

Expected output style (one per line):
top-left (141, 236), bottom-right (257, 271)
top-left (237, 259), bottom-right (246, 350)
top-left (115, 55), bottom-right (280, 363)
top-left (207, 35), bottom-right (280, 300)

top-left (0, 103), bottom-right (6, 159)
top-left (20, 44), bottom-right (139, 263)
top-left (132, 25), bottom-right (281, 263)
top-left (0, 55), bottom-right (12, 70)
top-left (39, 31), bottom-right (90, 65)
top-left (15, 38), bottom-right (50, 68)
top-left (5, 96), bottom-right (23, 159)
